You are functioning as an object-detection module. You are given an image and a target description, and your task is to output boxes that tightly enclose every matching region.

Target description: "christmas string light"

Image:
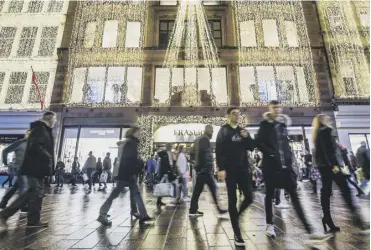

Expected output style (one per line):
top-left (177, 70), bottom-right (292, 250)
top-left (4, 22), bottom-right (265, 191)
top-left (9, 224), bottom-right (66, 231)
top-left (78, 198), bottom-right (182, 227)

top-left (234, 0), bottom-right (319, 107)
top-left (63, 0), bottom-right (147, 106)
top-left (317, 0), bottom-right (369, 99)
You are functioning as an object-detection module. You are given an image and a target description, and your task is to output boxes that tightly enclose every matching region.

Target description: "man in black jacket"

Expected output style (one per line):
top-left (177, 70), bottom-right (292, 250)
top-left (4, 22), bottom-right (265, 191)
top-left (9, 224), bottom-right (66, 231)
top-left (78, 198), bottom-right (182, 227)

top-left (257, 100), bottom-right (330, 242)
top-left (0, 111), bottom-right (56, 230)
top-left (156, 144), bottom-right (175, 206)
top-left (189, 125), bottom-right (227, 217)
top-left (216, 107), bottom-right (255, 247)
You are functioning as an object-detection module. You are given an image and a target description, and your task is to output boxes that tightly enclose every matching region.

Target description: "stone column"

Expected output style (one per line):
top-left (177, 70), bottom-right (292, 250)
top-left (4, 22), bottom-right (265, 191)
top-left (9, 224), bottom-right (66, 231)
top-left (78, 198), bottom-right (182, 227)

top-left (228, 64), bottom-right (240, 106)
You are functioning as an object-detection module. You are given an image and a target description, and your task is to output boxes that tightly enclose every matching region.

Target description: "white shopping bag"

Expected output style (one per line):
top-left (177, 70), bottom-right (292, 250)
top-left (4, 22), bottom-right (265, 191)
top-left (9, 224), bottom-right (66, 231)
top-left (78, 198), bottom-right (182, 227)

top-left (82, 173), bottom-right (89, 182)
top-left (100, 172), bottom-right (108, 183)
top-left (153, 175), bottom-right (174, 197)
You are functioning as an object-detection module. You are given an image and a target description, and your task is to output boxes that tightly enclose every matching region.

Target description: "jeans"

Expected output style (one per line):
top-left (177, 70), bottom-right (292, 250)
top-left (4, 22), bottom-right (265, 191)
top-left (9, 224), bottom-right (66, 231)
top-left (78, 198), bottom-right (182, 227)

top-left (265, 178), bottom-right (311, 233)
top-left (0, 177), bottom-right (28, 210)
top-left (2, 174), bottom-right (14, 187)
top-left (225, 171), bottom-right (253, 238)
top-left (179, 175), bottom-right (188, 198)
top-left (0, 176), bottom-right (44, 224)
top-left (189, 173), bottom-right (220, 213)
top-left (100, 179), bottom-right (149, 219)
top-left (69, 174), bottom-right (77, 185)
top-left (318, 167), bottom-right (364, 228)
top-left (56, 173), bottom-right (64, 186)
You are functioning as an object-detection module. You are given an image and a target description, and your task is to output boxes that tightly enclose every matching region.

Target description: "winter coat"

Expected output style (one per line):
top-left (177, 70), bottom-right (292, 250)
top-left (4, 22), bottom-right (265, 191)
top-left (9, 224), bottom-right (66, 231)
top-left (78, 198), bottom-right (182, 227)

top-left (176, 152), bottom-right (188, 176)
top-left (158, 150), bottom-right (176, 181)
top-left (215, 124), bottom-right (255, 175)
top-left (96, 161), bottom-right (103, 175)
top-left (256, 112), bottom-right (294, 179)
top-left (114, 140), bottom-right (126, 178)
top-left (117, 136), bottom-right (141, 181)
top-left (103, 157), bottom-right (112, 172)
top-left (20, 120), bottom-right (55, 178)
top-left (71, 161), bottom-right (80, 175)
top-left (83, 155), bottom-right (97, 171)
top-left (2, 139), bottom-right (27, 169)
top-left (56, 161), bottom-right (65, 173)
top-left (314, 125), bottom-right (338, 168)
top-left (193, 134), bottom-right (214, 174)
top-left (356, 145), bottom-right (370, 180)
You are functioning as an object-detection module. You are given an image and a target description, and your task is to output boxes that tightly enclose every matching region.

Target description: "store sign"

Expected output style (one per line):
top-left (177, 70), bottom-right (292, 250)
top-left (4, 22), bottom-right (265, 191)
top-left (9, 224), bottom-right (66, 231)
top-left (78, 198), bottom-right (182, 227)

top-left (173, 129), bottom-right (203, 137)
top-left (0, 135), bottom-right (24, 144)
top-left (154, 124), bottom-right (220, 143)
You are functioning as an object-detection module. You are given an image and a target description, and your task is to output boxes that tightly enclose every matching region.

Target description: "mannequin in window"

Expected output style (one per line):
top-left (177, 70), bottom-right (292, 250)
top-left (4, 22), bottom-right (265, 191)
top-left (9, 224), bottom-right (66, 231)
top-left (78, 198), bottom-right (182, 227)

top-left (112, 84), bottom-right (120, 103)
top-left (120, 83), bottom-right (128, 103)
top-left (82, 83), bottom-right (91, 103)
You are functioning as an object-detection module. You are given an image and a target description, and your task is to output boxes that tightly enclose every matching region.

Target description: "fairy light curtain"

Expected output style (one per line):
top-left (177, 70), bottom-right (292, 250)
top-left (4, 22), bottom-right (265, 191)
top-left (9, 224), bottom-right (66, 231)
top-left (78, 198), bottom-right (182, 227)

top-left (64, 0), bottom-right (147, 107)
top-left (317, 0), bottom-right (370, 99)
top-left (235, 0), bottom-right (319, 107)
top-left (155, 0), bottom-right (228, 107)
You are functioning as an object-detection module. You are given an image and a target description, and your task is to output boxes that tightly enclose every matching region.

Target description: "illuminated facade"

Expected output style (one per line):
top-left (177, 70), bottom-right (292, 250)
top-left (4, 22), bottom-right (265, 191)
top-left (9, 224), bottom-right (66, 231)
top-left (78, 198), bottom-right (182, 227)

top-left (47, 0), bottom-right (369, 164)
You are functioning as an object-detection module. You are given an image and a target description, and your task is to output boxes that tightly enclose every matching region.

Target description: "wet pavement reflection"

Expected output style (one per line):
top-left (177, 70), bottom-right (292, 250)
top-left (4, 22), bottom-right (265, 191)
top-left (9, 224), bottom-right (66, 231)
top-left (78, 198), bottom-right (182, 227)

top-left (0, 182), bottom-right (369, 249)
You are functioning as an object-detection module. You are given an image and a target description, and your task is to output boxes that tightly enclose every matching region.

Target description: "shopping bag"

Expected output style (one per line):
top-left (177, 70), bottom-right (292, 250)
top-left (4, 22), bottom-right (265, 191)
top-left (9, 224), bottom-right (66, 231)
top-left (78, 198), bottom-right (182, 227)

top-left (82, 173), bottom-right (89, 182)
top-left (153, 175), bottom-right (174, 197)
top-left (100, 172), bottom-right (108, 183)
top-left (340, 165), bottom-right (351, 176)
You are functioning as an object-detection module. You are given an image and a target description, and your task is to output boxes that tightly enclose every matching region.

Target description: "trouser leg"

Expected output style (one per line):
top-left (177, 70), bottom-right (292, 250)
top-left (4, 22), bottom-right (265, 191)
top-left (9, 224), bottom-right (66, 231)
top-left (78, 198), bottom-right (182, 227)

top-left (99, 181), bottom-right (124, 215)
top-left (226, 176), bottom-right (241, 238)
top-left (265, 181), bottom-right (275, 224)
top-left (189, 173), bottom-right (205, 212)
top-left (0, 176), bottom-right (29, 220)
top-left (0, 178), bottom-right (20, 206)
top-left (205, 173), bottom-right (220, 211)
top-left (182, 176), bottom-right (188, 197)
top-left (27, 177), bottom-right (45, 224)
top-left (346, 176), bottom-right (363, 194)
top-left (237, 172), bottom-right (254, 215)
top-left (275, 189), bottom-right (281, 205)
top-left (319, 167), bottom-right (333, 221)
top-left (129, 181), bottom-right (149, 219)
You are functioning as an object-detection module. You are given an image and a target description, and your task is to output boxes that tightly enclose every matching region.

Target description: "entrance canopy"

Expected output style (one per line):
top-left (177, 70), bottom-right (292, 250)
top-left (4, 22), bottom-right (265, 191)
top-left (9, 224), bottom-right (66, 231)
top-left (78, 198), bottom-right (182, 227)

top-left (153, 123), bottom-right (221, 143)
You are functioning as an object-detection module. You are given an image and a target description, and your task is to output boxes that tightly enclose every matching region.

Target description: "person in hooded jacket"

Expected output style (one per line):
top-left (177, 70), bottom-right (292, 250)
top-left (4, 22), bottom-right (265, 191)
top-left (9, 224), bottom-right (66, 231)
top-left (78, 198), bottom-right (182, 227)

top-left (0, 111), bottom-right (56, 229)
top-left (257, 101), bottom-right (331, 242)
top-left (216, 108), bottom-right (255, 247)
top-left (103, 152), bottom-right (112, 184)
top-left (97, 127), bottom-right (152, 226)
top-left (0, 130), bottom-right (30, 211)
top-left (313, 114), bottom-right (367, 234)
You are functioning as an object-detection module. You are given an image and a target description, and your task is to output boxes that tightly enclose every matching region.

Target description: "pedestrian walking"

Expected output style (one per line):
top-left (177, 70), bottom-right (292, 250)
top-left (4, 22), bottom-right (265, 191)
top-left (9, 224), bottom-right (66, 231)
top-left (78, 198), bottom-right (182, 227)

top-left (82, 151), bottom-right (96, 190)
top-left (0, 111), bottom-right (57, 229)
top-left (156, 144), bottom-right (176, 207)
top-left (313, 114), bottom-right (368, 233)
top-left (356, 141), bottom-right (370, 193)
top-left (112, 157), bottom-right (119, 187)
top-left (55, 159), bottom-right (65, 187)
top-left (176, 145), bottom-right (189, 202)
top-left (97, 127), bottom-right (152, 226)
top-left (0, 131), bottom-right (30, 212)
top-left (69, 157), bottom-right (80, 186)
top-left (103, 152), bottom-right (112, 184)
top-left (216, 108), bottom-right (256, 247)
top-left (257, 101), bottom-right (331, 242)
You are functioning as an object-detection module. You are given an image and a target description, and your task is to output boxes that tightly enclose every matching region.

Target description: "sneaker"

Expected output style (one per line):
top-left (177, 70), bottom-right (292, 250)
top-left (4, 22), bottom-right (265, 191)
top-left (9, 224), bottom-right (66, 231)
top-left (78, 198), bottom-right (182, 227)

top-left (189, 211), bottom-right (204, 217)
top-left (234, 235), bottom-right (245, 247)
top-left (27, 221), bottom-right (49, 228)
top-left (97, 215), bottom-right (112, 226)
top-left (275, 203), bottom-right (290, 209)
top-left (306, 233), bottom-right (332, 243)
top-left (183, 197), bottom-right (191, 202)
top-left (265, 224), bottom-right (276, 238)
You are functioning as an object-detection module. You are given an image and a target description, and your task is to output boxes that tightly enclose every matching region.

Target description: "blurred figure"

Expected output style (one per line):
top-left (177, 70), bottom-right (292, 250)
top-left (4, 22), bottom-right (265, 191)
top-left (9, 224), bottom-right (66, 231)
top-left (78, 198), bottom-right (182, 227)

top-left (156, 144), bottom-right (176, 206)
top-left (357, 141), bottom-right (370, 193)
top-left (176, 145), bottom-right (189, 202)
top-left (1, 160), bottom-right (15, 188)
top-left (0, 131), bottom-right (30, 211)
top-left (103, 152), bottom-right (112, 183)
top-left (0, 111), bottom-right (57, 229)
top-left (82, 151), bottom-right (96, 190)
top-left (55, 159), bottom-right (65, 187)
top-left (96, 158), bottom-right (104, 188)
top-left (313, 114), bottom-right (367, 233)
top-left (97, 127), bottom-right (152, 226)
top-left (69, 157), bottom-right (80, 186)
top-left (112, 157), bottom-right (119, 187)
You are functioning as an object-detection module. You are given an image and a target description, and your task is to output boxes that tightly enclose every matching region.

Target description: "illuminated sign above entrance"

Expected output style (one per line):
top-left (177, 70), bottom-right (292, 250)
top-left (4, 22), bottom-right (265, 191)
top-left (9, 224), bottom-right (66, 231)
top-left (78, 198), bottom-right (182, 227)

top-left (154, 123), bottom-right (221, 143)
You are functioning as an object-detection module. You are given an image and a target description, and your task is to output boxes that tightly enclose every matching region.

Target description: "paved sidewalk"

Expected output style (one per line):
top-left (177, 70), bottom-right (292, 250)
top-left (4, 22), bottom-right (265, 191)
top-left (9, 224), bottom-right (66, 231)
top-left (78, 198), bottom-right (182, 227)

top-left (0, 181), bottom-right (369, 250)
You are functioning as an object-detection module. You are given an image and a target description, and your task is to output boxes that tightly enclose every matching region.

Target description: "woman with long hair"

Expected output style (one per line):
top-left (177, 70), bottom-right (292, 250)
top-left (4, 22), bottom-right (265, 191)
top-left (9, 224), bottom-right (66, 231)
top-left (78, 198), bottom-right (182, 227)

top-left (312, 114), bottom-right (366, 233)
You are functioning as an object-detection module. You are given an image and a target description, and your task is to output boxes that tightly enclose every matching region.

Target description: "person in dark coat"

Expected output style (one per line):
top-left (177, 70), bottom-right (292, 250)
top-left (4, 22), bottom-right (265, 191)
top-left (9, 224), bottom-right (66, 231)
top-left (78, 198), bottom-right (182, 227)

top-left (156, 144), bottom-right (176, 206)
top-left (0, 111), bottom-right (57, 229)
top-left (313, 114), bottom-right (367, 234)
top-left (357, 141), bottom-right (370, 191)
top-left (257, 101), bottom-right (330, 242)
top-left (55, 159), bottom-right (65, 187)
top-left (69, 157), bottom-right (80, 186)
top-left (0, 131), bottom-right (30, 211)
top-left (98, 127), bottom-right (152, 226)
top-left (82, 151), bottom-right (96, 190)
top-left (95, 157), bottom-right (103, 188)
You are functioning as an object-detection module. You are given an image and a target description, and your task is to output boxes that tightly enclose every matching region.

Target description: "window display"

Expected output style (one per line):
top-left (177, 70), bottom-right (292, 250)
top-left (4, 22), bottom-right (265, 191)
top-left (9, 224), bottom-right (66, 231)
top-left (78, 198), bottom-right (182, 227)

top-left (349, 134), bottom-right (370, 153)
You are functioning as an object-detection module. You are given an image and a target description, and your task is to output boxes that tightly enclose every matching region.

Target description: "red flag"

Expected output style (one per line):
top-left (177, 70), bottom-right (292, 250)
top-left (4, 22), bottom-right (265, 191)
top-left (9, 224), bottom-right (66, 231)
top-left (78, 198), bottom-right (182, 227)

top-left (31, 67), bottom-right (44, 110)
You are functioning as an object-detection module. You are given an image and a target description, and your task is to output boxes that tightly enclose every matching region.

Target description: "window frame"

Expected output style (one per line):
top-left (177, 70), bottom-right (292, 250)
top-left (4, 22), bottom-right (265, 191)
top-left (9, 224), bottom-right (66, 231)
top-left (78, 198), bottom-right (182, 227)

top-left (8, 0), bottom-right (24, 13)
top-left (0, 27), bottom-right (17, 58)
top-left (27, 0), bottom-right (43, 13)
top-left (38, 26), bottom-right (58, 57)
top-left (17, 26), bottom-right (38, 57)
top-left (5, 72), bottom-right (28, 104)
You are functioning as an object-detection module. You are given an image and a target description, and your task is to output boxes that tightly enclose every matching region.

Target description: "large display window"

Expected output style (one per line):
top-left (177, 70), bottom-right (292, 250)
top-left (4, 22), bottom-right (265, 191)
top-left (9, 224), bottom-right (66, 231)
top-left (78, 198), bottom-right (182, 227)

top-left (59, 127), bottom-right (129, 172)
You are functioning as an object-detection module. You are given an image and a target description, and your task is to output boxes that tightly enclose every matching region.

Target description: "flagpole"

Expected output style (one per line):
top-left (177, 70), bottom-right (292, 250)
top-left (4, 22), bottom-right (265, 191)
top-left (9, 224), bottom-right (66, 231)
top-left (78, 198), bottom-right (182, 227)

top-left (31, 66), bottom-right (44, 110)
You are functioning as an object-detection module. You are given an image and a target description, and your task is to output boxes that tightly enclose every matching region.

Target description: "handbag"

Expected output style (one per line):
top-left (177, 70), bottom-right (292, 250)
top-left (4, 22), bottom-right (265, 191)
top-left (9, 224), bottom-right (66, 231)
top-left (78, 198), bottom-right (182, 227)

top-left (153, 175), bottom-right (174, 197)
top-left (82, 173), bottom-right (89, 182)
top-left (100, 172), bottom-right (108, 183)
